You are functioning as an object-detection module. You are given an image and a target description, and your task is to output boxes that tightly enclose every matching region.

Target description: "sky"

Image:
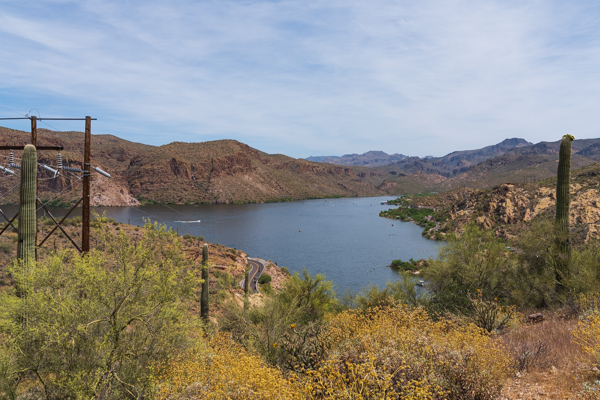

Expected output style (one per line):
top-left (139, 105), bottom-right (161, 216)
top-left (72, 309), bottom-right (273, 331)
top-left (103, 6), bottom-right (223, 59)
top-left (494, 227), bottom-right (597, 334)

top-left (1, 0), bottom-right (600, 159)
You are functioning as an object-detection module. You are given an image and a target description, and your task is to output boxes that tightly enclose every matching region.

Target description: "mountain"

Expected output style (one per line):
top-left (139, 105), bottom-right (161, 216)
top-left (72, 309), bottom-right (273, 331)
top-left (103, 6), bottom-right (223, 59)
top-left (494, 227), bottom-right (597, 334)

top-left (364, 138), bottom-right (600, 195)
top-left (0, 127), bottom-right (383, 206)
top-left (306, 151), bottom-right (408, 167)
top-left (3, 126), bottom-right (600, 206)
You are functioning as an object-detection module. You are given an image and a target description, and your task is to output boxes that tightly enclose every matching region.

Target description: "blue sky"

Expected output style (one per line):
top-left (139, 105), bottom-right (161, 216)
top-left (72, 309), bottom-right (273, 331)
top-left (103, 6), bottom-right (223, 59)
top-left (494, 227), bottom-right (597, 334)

top-left (1, 1), bottom-right (600, 159)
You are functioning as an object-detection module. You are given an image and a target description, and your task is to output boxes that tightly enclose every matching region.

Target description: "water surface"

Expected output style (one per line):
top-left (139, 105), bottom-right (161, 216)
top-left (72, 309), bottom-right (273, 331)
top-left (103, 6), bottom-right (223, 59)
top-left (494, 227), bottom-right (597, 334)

top-left (3, 197), bottom-right (439, 293)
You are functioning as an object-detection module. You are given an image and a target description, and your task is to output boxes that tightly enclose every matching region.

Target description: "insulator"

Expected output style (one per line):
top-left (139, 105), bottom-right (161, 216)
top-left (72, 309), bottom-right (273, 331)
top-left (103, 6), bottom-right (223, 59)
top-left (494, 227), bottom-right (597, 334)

top-left (0, 165), bottom-right (15, 175)
top-left (57, 153), bottom-right (62, 169)
top-left (93, 166), bottom-right (111, 178)
top-left (63, 165), bottom-right (83, 173)
top-left (41, 164), bottom-right (59, 177)
top-left (8, 151), bottom-right (19, 169)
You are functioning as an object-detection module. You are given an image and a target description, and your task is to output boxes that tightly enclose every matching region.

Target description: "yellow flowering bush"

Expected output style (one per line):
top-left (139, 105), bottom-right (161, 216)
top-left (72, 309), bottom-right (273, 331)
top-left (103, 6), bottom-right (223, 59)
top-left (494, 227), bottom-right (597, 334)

top-left (295, 304), bottom-right (514, 400)
top-left (574, 293), bottom-right (600, 368)
top-left (153, 333), bottom-right (296, 400)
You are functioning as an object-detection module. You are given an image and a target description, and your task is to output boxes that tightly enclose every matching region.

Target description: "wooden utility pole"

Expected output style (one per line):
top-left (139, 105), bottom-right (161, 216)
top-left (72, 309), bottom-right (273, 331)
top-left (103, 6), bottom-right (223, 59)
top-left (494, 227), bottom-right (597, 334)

top-left (31, 116), bottom-right (37, 146)
top-left (0, 115), bottom-right (97, 254)
top-left (82, 116), bottom-right (91, 253)
top-left (31, 115), bottom-right (38, 257)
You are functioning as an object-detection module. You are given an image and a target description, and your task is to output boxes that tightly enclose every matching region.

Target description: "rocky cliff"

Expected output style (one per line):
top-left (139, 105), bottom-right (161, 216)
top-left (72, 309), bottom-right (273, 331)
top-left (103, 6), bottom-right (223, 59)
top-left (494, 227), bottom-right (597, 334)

top-left (0, 127), bottom-right (383, 206)
top-left (406, 162), bottom-right (600, 243)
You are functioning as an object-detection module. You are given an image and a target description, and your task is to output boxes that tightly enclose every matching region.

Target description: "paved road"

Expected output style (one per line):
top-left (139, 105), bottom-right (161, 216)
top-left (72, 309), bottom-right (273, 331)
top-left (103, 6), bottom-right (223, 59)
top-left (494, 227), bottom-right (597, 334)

top-left (241, 257), bottom-right (266, 293)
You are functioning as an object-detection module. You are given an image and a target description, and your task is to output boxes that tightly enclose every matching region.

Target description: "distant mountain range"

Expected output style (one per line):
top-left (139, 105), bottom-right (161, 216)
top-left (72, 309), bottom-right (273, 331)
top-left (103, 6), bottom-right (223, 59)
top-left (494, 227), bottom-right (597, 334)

top-left (307, 138), bottom-right (532, 172)
top-left (2, 126), bottom-right (600, 205)
top-left (306, 151), bottom-right (408, 167)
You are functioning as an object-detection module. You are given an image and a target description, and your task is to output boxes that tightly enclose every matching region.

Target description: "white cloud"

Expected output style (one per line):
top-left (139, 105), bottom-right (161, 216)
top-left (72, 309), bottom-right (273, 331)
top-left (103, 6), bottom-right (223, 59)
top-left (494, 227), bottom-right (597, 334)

top-left (1, 0), bottom-right (600, 157)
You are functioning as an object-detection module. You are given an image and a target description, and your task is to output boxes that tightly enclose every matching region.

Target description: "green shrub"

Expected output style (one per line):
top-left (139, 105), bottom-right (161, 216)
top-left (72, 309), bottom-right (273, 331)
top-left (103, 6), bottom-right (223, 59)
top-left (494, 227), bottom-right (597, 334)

top-left (258, 273), bottom-right (272, 284)
top-left (0, 241), bottom-right (12, 254)
top-left (0, 222), bottom-right (200, 398)
top-left (424, 224), bottom-right (518, 313)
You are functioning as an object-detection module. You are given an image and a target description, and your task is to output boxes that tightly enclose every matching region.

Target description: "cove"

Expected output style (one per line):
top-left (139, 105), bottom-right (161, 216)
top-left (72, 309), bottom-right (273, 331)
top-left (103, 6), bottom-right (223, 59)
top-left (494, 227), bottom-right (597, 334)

top-left (5, 196), bottom-right (439, 293)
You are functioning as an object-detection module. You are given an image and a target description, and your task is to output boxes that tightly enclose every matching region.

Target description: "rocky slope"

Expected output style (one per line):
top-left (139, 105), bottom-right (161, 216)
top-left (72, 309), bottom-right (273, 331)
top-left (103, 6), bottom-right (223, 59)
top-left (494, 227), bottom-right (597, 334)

top-left (0, 127), bottom-right (383, 206)
top-left (401, 162), bottom-right (600, 243)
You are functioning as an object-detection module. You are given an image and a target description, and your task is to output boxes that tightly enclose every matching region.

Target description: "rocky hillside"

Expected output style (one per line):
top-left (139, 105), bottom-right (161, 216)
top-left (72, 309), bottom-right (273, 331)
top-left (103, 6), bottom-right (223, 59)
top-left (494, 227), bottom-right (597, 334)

top-left (399, 161), bottom-right (600, 243)
top-left (0, 127), bottom-right (383, 206)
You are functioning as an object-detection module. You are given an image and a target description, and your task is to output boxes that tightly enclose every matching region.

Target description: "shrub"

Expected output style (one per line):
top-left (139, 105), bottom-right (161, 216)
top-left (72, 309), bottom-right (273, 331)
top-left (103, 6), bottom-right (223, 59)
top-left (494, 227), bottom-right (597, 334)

top-left (258, 273), bottom-right (272, 284)
top-left (348, 273), bottom-right (427, 309)
top-left (424, 224), bottom-right (518, 313)
top-left (153, 333), bottom-right (296, 399)
top-left (468, 289), bottom-right (519, 333)
top-left (0, 221), bottom-right (199, 399)
top-left (0, 241), bottom-right (11, 254)
top-left (296, 304), bottom-right (514, 400)
top-left (574, 293), bottom-right (600, 369)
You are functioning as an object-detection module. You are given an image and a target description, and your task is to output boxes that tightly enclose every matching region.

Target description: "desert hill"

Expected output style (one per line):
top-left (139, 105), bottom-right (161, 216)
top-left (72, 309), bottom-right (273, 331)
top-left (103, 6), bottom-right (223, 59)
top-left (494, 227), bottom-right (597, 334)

top-left (0, 127), bottom-right (383, 206)
top-left (4, 125), bottom-right (600, 206)
top-left (397, 161), bottom-right (600, 243)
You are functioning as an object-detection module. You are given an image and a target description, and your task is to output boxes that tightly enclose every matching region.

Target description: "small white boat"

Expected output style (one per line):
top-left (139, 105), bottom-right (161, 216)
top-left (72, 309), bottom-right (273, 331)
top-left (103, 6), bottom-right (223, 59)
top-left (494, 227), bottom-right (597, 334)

top-left (175, 220), bottom-right (201, 223)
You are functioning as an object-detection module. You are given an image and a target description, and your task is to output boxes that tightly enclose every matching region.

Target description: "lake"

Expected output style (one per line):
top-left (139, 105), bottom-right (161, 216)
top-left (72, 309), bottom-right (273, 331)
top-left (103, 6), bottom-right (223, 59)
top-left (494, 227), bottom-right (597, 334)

top-left (3, 197), bottom-right (439, 294)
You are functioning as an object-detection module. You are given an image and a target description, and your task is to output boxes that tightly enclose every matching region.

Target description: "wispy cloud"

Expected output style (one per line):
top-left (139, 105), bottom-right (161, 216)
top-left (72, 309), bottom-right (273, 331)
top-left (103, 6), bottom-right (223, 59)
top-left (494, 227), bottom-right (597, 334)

top-left (1, 0), bottom-right (600, 157)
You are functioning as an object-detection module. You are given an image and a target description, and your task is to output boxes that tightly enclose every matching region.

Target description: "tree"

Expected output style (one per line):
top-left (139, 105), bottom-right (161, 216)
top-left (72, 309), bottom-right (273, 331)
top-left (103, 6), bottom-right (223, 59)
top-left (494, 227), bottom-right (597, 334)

top-left (0, 221), bottom-right (199, 399)
top-left (424, 224), bottom-right (516, 313)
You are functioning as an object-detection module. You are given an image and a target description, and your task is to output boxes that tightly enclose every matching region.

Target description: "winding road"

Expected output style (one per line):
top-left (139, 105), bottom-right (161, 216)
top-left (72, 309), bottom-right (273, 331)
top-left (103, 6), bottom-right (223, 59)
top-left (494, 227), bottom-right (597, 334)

top-left (241, 257), bottom-right (266, 293)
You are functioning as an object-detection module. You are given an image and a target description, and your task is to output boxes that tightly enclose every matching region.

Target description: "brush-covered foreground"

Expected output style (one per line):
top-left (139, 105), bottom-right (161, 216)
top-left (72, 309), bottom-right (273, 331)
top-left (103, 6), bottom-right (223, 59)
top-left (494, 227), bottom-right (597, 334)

top-left (1, 221), bottom-right (600, 399)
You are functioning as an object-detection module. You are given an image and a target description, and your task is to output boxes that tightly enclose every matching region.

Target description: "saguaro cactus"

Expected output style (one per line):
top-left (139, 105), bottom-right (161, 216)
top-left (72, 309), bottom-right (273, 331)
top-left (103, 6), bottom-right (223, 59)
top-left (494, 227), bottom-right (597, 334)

top-left (555, 134), bottom-right (574, 292)
top-left (556, 134), bottom-right (574, 257)
top-left (244, 263), bottom-right (250, 310)
top-left (17, 144), bottom-right (37, 264)
top-left (200, 243), bottom-right (209, 322)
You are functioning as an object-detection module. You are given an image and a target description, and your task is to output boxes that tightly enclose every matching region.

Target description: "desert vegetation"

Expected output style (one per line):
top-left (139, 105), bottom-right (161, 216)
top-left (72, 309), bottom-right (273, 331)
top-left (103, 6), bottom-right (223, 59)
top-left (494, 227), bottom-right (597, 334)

top-left (2, 137), bottom-right (600, 399)
top-left (0, 215), bottom-right (600, 399)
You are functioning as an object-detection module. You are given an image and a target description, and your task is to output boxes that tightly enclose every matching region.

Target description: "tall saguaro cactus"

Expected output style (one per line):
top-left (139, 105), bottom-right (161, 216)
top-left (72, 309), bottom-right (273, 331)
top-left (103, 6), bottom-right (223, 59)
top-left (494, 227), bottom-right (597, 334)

top-left (244, 263), bottom-right (250, 311)
top-left (556, 135), bottom-right (574, 255)
top-left (200, 243), bottom-right (209, 322)
top-left (17, 144), bottom-right (37, 264)
top-left (555, 134), bottom-right (574, 288)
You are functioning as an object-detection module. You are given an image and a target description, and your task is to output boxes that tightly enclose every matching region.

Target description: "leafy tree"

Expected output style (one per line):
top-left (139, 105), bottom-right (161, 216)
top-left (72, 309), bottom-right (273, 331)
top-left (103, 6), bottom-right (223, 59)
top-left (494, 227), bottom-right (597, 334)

top-left (344, 272), bottom-right (427, 310)
top-left (277, 269), bottom-right (338, 322)
top-left (0, 221), bottom-right (200, 399)
top-left (424, 224), bottom-right (517, 313)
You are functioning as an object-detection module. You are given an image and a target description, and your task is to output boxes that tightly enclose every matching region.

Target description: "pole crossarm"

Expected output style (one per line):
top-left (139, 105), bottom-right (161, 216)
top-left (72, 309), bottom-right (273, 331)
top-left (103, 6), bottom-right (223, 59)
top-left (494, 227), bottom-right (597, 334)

top-left (0, 146), bottom-right (64, 151)
top-left (0, 117), bottom-right (97, 121)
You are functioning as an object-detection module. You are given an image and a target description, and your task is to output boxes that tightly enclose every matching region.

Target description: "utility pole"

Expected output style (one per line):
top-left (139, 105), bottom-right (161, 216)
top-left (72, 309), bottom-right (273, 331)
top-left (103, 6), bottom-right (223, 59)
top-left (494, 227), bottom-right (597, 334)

top-left (31, 115), bottom-right (38, 257)
top-left (82, 116), bottom-right (91, 253)
top-left (0, 115), bottom-right (98, 255)
top-left (31, 116), bottom-right (37, 146)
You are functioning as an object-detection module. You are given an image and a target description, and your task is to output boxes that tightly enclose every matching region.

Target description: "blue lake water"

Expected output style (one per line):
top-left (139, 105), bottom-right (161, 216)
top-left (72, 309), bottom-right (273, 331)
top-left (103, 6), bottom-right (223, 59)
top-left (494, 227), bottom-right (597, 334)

top-left (3, 197), bottom-right (439, 294)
